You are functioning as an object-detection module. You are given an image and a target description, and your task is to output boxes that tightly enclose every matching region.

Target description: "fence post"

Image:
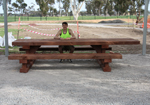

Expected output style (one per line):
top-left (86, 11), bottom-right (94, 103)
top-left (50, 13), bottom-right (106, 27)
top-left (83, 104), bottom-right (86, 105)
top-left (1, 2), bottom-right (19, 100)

top-left (130, 15), bottom-right (131, 19)
top-left (15, 14), bottom-right (16, 21)
top-left (40, 16), bottom-right (42, 21)
top-left (28, 15), bottom-right (29, 21)
top-left (128, 15), bottom-right (129, 27)
top-left (21, 15), bottom-right (23, 21)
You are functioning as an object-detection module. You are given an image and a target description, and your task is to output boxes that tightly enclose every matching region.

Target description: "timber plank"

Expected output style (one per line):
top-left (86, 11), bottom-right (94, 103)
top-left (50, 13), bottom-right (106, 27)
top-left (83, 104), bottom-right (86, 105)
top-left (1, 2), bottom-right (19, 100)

top-left (19, 46), bottom-right (112, 51)
top-left (22, 46), bottom-right (30, 49)
top-left (12, 38), bottom-right (140, 46)
top-left (8, 53), bottom-right (122, 60)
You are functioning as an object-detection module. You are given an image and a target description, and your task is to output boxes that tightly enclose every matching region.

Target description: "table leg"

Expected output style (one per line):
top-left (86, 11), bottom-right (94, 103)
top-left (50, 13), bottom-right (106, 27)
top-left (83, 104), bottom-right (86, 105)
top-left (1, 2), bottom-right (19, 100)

top-left (91, 45), bottom-right (112, 72)
top-left (19, 46), bottom-right (40, 73)
top-left (97, 59), bottom-right (112, 72)
top-left (20, 60), bottom-right (35, 73)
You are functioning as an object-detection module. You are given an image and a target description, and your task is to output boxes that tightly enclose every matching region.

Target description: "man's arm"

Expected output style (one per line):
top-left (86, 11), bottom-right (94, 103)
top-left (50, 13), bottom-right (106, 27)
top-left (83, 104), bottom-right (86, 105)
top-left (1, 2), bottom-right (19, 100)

top-left (54, 30), bottom-right (63, 40)
top-left (69, 29), bottom-right (76, 39)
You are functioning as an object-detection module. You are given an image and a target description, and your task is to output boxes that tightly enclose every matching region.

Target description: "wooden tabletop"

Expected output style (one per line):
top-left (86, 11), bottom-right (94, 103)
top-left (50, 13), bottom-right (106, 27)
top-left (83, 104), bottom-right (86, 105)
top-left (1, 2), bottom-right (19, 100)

top-left (12, 38), bottom-right (140, 46)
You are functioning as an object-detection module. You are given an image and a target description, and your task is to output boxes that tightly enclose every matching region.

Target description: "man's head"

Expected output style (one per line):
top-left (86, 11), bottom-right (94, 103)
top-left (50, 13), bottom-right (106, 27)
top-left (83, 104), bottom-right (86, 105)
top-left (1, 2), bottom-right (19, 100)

top-left (62, 22), bottom-right (68, 30)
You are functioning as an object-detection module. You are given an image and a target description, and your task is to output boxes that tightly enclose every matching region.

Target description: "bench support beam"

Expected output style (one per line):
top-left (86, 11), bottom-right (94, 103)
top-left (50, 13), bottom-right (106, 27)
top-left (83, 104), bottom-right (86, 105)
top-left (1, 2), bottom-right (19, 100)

top-left (19, 46), bottom-right (40, 73)
top-left (20, 60), bottom-right (35, 73)
top-left (97, 59), bottom-right (111, 72)
top-left (91, 45), bottom-right (112, 72)
top-left (9, 45), bottom-right (122, 73)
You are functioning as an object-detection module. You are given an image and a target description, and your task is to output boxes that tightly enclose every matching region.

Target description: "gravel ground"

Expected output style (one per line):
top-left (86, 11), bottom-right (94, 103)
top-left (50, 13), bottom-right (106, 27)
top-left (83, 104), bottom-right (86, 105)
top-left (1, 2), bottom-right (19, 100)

top-left (0, 54), bottom-right (150, 105)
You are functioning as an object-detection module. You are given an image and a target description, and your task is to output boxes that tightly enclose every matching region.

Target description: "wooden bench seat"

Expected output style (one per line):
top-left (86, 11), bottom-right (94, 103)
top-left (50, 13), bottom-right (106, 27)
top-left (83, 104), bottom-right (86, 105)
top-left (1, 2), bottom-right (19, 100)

top-left (8, 53), bottom-right (122, 72)
top-left (19, 45), bottom-right (112, 51)
top-left (8, 53), bottom-right (122, 60)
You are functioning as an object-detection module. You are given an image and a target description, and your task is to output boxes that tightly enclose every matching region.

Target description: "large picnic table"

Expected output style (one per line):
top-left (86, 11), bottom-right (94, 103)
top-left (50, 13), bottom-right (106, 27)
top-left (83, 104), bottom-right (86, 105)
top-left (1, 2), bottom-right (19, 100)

top-left (8, 38), bottom-right (140, 73)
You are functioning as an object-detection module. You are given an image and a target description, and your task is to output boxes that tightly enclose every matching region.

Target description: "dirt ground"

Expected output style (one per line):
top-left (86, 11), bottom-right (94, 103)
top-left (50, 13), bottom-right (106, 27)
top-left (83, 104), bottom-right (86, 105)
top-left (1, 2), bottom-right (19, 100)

top-left (5, 24), bottom-right (150, 54)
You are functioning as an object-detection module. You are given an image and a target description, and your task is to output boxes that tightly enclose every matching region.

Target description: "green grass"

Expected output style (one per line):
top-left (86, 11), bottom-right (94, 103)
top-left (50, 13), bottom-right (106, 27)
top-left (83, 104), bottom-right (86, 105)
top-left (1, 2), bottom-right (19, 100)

top-left (0, 15), bottom-right (143, 22)
top-left (0, 46), bottom-right (20, 55)
top-left (0, 28), bottom-right (23, 38)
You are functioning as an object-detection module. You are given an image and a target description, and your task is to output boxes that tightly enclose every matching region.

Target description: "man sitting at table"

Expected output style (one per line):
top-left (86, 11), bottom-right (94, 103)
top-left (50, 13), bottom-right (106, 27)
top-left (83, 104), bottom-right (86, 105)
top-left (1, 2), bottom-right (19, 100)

top-left (54, 22), bottom-right (76, 63)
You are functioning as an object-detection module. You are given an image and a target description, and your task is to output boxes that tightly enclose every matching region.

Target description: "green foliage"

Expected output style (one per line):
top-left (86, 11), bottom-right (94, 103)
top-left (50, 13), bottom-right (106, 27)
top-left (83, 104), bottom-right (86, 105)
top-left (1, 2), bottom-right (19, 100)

top-left (79, 0), bottom-right (85, 3)
top-left (89, 0), bottom-right (105, 16)
top-left (86, 3), bottom-right (92, 14)
top-left (114, 0), bottom-right (131, 15)
top-left (11, 0), bottom-right (27, 14)
top-left (84, 0), bottom-right (144, 20)
top-left (107, 0), bottom-right (114, 16)
top-left (35, 0), bottom-right (55, 16)
top-left (62, 0), bottom-right (70, 16)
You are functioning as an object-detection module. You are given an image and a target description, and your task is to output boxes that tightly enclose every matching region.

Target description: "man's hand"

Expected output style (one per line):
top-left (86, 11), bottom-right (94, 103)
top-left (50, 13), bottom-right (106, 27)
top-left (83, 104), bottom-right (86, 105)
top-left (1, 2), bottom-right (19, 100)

top-left (60, 38), bottom-right (65, 40)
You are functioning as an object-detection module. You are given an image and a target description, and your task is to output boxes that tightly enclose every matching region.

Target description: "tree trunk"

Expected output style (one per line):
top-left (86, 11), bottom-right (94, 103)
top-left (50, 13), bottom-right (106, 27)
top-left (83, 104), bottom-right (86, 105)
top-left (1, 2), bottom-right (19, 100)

top-left (70, 0), bottom-right (85, 20)
top-left (106, 9), bottom-right (108, 16)
top-left (98, 9), bottom-right (100, 16)
top-left (73, 13), bottom-right (78, 20)
top-left (98, 6), bottom-right (101, 16)
top-left (136, 10), bottom-right (141, 22)
top-left (59, 1), bottom-right (61, 16)
top-left (66, 9), bottom-right (67, 16)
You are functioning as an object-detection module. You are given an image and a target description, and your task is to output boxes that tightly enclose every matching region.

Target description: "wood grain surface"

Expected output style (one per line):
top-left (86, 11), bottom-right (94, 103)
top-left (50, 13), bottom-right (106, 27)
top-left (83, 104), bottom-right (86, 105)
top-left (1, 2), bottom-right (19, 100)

top-left (12, 38), bottom-right (140, 46)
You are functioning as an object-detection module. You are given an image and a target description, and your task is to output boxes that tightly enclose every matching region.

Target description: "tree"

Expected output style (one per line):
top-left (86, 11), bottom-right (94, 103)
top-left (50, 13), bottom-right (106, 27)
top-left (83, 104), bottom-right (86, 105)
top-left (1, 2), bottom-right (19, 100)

top-left (21, 3), bottom-right (27, 13)
top-left (12, 2), bottom-right (19, 14)
top-left (57, 0), bottom-right (62, 16)
top-left (70, 0), bottom-right (85, 20)
top-left (0, 0), bottom-right (11, 14)
top-left (107, 0), bottom-right (114, 16)
top-left (102, 0), bottom-right (117, 16)
top-left (35, 0), bottom-right (55, 16)
top-left (129, 1), bottom-right (136, 16)
top-left (11, 0), bottom-right (27, 14)
top-left (93, 0), bottom-right (104, 16)
top-left (85, 1), bottom-right (92, 15)
top-left (53, 8), bottom-right (57, 15)
top-left (62, 0), bottom-right (70, 16)
top-left (135, 0), bottom-right (144, 21)
top-left (114, 0), bottom-right (130, 16)
top-left (49, 5), bottom-right (54, 16)
top-left (129, 0), bottom-right (144, 21)
top-left (86, 0), bottom-right (98, 15)
top-left (24, 3), bottom-right (35, 15)
top-left (8, 6), bottom-right (13, 14)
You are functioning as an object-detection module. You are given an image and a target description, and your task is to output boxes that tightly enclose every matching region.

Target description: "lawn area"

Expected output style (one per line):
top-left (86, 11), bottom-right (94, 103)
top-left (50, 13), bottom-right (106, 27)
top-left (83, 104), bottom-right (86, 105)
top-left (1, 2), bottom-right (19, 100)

top-left (0, 15), bottom-right (143, 22)
top-left (0, 27), bottom-right (24, 38)
top-left (0, 46), bottom-right (20, 55)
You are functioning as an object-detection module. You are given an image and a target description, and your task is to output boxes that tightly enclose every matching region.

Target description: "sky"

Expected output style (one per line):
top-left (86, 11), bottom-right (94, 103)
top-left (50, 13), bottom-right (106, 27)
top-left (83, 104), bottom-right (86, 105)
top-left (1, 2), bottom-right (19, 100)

top-left (0, 0), bottom-right (86, 13)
